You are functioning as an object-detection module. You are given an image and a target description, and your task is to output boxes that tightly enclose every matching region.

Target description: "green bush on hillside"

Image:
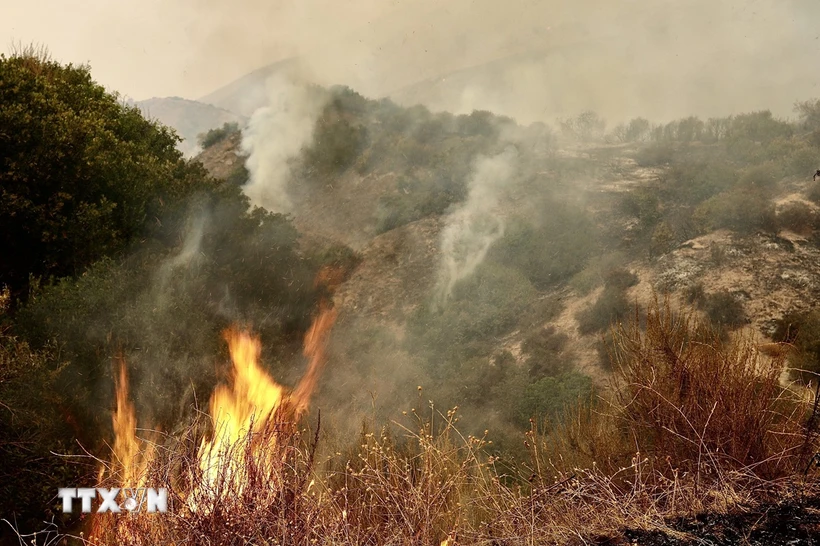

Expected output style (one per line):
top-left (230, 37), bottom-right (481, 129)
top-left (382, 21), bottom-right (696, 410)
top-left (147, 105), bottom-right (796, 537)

top-left (0, 51), bottom-right (220, 300)
top-left (198, 121), bottom-right (240, 149)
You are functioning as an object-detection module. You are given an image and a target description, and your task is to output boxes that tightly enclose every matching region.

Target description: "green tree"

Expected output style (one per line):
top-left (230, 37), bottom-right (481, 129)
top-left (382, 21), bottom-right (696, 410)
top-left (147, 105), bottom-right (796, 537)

top-left (0, 52), bottom-right (219, 300)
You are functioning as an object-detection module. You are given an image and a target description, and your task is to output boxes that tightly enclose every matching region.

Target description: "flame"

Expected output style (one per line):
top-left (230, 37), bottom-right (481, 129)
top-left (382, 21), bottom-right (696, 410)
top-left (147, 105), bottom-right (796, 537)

top-left (102, 266), bottom-right (342, 517)
top-left (90, 358), bottom-right (153, 542)
top-left (292, 299), bottom-right (338, 414)
top-left (196, 327), bottom-right (289, 494)
top-left (195, 271), bottom-right (338, 502)
top-left (112, 356), bottom-right (147, 486)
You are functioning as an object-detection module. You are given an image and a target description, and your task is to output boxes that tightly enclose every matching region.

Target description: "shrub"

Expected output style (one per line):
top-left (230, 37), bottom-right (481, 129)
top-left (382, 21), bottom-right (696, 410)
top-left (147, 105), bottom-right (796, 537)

top-left (416, 262), bottom-right (538, 363)
top-left (777, 201), bottom-right (816, 234)
top-left (703, 291), bottom-right (748, 330)
top-left (694, 189), bottom-right (776, 234)
top-left (304, 118), bottom-right (367, 174)
top-left (0, 332), bottom-right (89, 534)
top-left (198, 121), bottom-right (240, 149)
top-left (514, 372), bottom-right (594, 428)
top-left (773, 309), bottom-right (820, 383)
top-left (650, 221), bottom-right (675, 257)
top-left (576, 285), bottom-right (632, 335)
top-left (794, 99), bottom-right (820, 132)
top-left (374, 174), bottom-right (465, 234)
top-left (663, 161), bottom-right (738, 205)
top-left (610, 299), bottom-right (810, 477)
top-left (522, 326), bottom-right (572, 378)
top-left (489, 206), bottom-right (599, 290)
top-left (618, 188), bottom-right (660, 231)
top-left (738, 163), bottom-right (780, 190)
top-left (559, 111), bottom-right (606, 141)
top-left (726, 110), bottom-right (793, 143)
top-left (569, 252), bottom-right (629, 296)
top-left (0, 52), bottom-right (220, 300)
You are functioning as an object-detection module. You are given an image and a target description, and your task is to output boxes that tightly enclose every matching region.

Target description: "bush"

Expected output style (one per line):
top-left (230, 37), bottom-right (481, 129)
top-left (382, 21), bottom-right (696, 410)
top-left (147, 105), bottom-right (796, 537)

top-left (650, 222), bottom-right (675, 257)
top-left (559, 111), bottom-right (606, 142)
top-left (577, 285), bottom-right (632, 335)
top-left (783, 146), bottom-right (817, 177)
top-left (611, 299), bottom-right (810, 477)
top-left (703, 291), bottom-right (748, 330)
top-left (773, 309), bottom-right (820, 383)
top-left (694, 189), bottom-right (776, 234)
top-left (777, 201), bottom-right (816, 234)
top-left (415, 262), bottom-right (538, 363)
top-left (489, 206), bottom-right (599, 289)
top-left (663, 161), bottom-right (738, 205)
top-left (304, 117), bottom-right (367, 174)
top-left (727, 110), bottom-right (793, 143)
top-left (522, 326), bottom-right (572, 378)
top-left (569, 252), bottom-right (629, 296)
top-left (618, 188), bottom-right (660, 231)
top-left (794, 99), bottom-right (820, 132)
top-left (738, 163), bottom-right (780, 190)
top-left (198, 121), bottom-right (240, 149)
top-left (374, 174), bottom-right (466, 234)
top-left (16, 202), bottom-right (324, 433)
top-left (0, 332), bottom-right (89, 534)
top-left (635, 144), bottom-right (676, 167)
top-left (0, 52), bottom-right (220, 300)
top-left (514, 372), bottom-right (594, 428)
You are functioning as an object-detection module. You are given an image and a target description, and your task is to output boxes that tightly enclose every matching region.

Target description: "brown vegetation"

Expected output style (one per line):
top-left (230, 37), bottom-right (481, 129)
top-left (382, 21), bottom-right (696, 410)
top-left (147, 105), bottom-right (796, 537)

top-left (77, 300), bottom-right (819, 545)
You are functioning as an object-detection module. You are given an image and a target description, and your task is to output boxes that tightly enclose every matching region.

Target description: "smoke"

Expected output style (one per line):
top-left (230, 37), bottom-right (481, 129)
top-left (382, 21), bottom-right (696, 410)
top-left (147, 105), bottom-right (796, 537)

top-left (435, 148), bottom-right (517, 306)
top-left (240, 74), bottom-right (327, 213)
top-left (155, 211), bottom-right (207, 297)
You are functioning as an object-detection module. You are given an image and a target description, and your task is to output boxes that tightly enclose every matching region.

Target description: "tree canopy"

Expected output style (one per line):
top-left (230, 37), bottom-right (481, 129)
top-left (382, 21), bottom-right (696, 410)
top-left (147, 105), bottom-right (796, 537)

top-left (0, 52), bottom-right (220, 299)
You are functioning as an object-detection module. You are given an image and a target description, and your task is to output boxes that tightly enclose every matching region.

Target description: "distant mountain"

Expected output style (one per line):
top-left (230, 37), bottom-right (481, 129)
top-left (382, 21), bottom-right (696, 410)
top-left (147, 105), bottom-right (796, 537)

top-left (134, 97), bottom-right (245, 157)
top-left (197, 58), bottom-right (301, 118)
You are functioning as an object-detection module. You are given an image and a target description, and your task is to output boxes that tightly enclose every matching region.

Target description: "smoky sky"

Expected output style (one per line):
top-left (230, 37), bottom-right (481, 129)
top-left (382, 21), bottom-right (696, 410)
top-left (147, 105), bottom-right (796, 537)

top-left (4, 0), bottom-right (820, 122)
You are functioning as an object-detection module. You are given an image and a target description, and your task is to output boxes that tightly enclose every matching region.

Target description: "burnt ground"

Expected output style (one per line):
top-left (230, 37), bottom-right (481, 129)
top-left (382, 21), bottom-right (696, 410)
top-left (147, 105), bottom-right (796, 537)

top-left (599, 495), bottom-right (820, 546)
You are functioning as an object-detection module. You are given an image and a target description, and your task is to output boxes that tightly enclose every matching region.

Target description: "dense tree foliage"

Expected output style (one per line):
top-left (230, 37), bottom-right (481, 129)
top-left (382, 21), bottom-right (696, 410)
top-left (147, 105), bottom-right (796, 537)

top-left (0, 53), bottom-right (220, 299)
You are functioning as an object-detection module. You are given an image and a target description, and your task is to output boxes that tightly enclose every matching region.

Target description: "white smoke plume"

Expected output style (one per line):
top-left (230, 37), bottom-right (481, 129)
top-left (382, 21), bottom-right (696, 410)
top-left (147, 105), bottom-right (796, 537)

top-left (154, 210), bottom-right (207, 301)
top-left (240, 74), bottom-right (327, 213)
top-left (435, 147), bottom-right (517, 306)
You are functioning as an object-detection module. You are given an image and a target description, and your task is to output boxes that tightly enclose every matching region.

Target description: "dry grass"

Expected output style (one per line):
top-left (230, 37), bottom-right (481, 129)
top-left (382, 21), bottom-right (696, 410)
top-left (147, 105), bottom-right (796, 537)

top-left (79, 299), bottom-right (819, 545)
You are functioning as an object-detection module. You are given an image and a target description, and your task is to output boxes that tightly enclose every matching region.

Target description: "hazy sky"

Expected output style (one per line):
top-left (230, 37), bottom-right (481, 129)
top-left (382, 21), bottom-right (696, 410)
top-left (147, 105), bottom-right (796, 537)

top-left (4, 0), bottom-right (820, 122)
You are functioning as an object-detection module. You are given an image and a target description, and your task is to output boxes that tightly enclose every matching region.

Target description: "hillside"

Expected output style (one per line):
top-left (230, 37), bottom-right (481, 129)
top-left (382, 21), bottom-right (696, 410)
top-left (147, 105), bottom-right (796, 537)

top-left (196, 89), bottom-right (820, 433)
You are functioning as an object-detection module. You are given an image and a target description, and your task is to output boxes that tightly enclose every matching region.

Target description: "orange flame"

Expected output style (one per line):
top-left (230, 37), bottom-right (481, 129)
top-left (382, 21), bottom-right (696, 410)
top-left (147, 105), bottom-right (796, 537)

top-left (105, 266), bottom-right (342, 515)
top-left (292, 299), bottom-right (338, 414)
top-left (195, 270), bottom-right (339, 503)
top-left (196, 327), bottom-right (289, 494)
top-left (111, 357), bottom-right (152, 486)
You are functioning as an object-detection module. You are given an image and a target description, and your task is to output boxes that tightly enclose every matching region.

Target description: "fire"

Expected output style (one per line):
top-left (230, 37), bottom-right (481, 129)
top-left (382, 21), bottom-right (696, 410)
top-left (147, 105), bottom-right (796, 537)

top-left (195, 278), bottom-right (338, 502)
top-left (195, 327), bottom-right (289, 495)
top-left (292, 299), bottom-right (338, 414)
top-left (89, 358), bottom-right (152, 542)
top-left (111, 357), bottom-right (150, 487)
top-left (104, 266), bottom-right (341, 519)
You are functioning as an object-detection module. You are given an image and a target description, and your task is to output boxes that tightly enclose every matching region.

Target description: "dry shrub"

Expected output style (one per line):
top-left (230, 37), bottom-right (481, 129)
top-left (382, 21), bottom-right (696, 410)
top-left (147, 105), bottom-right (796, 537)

top-left (610, 299), bottom-right (810, 479)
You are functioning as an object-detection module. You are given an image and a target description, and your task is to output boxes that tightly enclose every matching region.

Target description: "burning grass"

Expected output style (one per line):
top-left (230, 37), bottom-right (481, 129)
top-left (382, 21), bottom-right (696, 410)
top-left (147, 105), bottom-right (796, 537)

top-left (81, 299), bottom-right (820, 545)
